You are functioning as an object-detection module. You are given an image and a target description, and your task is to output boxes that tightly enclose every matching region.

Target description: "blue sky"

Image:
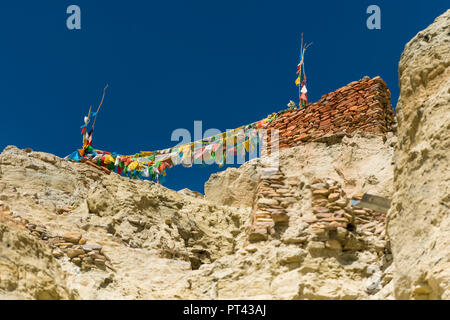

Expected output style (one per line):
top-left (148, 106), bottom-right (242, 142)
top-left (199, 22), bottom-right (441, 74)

top-left (0, 1), bottom-right (447, 192)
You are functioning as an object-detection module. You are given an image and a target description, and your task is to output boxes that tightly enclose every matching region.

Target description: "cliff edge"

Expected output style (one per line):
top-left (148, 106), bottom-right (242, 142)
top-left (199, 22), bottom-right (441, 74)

top-left (388, 9), bottom-right (450, 299)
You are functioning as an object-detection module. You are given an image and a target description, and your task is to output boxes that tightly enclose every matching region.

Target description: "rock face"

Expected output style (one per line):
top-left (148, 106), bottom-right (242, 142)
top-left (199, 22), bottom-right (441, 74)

top-left (1, 10), bottom-right (449, 298)
top-left (0, 145), bottom-right (251, 299)
top-left (0, 139), bottom-right (395, 300)
top-left (205, 76), bottom-right (396, 209)
top-left (388, 9), bottom-right (450, 300)
top-left (0, 205), bottom-right (77, 299)
top-left (177, 188), bottom-right (204, 200)
top-left (205, 160), bottom-right (260, 207)
top-left (206, 134), bottom-right (395, 207)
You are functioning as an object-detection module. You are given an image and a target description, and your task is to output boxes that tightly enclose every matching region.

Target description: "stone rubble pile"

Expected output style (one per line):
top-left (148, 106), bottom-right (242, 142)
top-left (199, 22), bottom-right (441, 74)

top-left (305, 178), bottom-right (388, 252)
top-left (24, 223), bottom-right (114, 272)
top-left (0, 203), bottom-right (113, 272)
top-left (246, 175), bottom-right (389, 254)
top-left (247, 165), bottom-right (299, 243)
top-left (265, 76), bottom-right (395, 153)
top-left (351, 193), bottom-right (387, 239)
top-left (307, 178), bottom-right (353, 237)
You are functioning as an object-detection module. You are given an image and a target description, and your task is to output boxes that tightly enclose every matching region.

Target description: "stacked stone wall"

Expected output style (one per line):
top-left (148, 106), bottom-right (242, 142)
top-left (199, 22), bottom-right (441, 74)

top-left (265, 76), bottom-right (395, 153)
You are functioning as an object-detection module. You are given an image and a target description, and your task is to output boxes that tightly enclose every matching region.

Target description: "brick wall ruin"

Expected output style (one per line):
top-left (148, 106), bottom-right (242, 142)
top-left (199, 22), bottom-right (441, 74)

top-left (247, 165), bottom-right (298, 242)
top-left (247, 174), bottom-right (388, 256)
top-left (247, 76), bottom-right (393, 247)
top-left (265, 76), bottom-right (395, 153)
top-left (306, 178), bottom-right (387, 251)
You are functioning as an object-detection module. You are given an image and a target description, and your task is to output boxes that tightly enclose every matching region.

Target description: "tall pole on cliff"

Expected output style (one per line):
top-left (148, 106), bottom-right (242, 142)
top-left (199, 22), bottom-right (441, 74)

top-left (299, 33), bottom-right (303, 106)
top-left (298, 37), bottom-right (312, 108)
top-left (92, 84), bottom-right (109, 131)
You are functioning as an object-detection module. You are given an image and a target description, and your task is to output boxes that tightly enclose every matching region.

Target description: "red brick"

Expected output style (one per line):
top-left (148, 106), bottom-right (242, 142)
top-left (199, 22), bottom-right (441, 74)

top-left (296, 133), bottom-right (310, 142)
top-left (263, 76), bottom-right (394, 154)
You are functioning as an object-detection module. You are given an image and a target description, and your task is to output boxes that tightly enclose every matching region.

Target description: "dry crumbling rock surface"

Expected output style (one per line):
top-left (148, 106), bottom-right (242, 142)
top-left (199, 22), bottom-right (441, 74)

top-left (0, 205), bottom-right (77, 299)
top-left (205, 160), bottom-right (260, 207)
top-left (0, 145), bottom-right (250, 299)
top-left (0, 11), bottom-right (448, 300)
top-left (388, 9), bottom-right (450, 300)
top-left (202, 134), bottom-right (395, 299)
top-left (206, 134), bottom-right (395, 208)
top-left (0, 134), bottom-right (396, 299)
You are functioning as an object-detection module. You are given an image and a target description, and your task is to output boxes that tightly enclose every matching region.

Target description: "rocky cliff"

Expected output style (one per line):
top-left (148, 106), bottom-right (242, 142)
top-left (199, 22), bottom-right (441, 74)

top-left (0, 207), bottom-right (77, 300)
top-left (0, 134), bottom-right (396, 299)
top-left (0, 145), bottom-right (252, 299)
top-left (206, 133), bottom-right (395, 208)
top-left (388, 9), bottom-right (450, 300)
top-left (0, 10), bottom-right (449, 300)
top-left (205, 75), bottom-right (396, 208)
top-left (203, 134), bottom-right (396, 299)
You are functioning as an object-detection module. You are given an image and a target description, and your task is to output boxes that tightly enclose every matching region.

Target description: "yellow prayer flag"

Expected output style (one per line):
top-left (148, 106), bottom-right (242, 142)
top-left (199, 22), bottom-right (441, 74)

top-left (104, 155), bottom-right (115, 165)
top-left (140, 152), bottom-right (155, 157)
top-left (129, 161), bottom-right (139, 171)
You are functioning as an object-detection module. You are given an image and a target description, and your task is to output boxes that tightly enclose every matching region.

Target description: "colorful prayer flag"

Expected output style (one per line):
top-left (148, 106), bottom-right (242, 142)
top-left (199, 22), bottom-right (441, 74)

top-left (296, 59), bottom-right (303, 74)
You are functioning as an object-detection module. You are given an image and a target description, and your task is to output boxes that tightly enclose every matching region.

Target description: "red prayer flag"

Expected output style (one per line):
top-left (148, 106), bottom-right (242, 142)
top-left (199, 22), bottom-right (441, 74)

top-left (296, 59), bottom-right (303, 74)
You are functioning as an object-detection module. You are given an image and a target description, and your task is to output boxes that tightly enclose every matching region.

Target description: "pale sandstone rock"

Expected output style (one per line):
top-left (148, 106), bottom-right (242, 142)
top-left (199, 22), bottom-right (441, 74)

top-left (270, 270), bottom-right (303, 299)
top-left (328, 193), bottom-right (340, 202)
top-left (388, 9), bottom-right (450, 300)
top-left (0, 146), bottom-right (251, 299)
top-left (205, 159), bottom-right (259, 207)
top-left (276, 247), bottom-right (306, 264)
top-left (9, 22), bottom-right (445, 298)
top-left (0, 142), bottom-right (396, 300)
top-left (63, 232), bottom-right (82, 244)
top-left (0, 219), bottom-right (77, 299)
top-left (177, 188), bottom-right (204, 199)
top-left (325, 239), bottom-right (342, 251)
top-left (205, 134), bottom-right (395, 208)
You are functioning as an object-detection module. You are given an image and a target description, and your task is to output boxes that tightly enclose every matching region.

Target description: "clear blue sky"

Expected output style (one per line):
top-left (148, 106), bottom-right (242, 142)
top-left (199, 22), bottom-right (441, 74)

top-left (0, 1), bottom-right (447, 192)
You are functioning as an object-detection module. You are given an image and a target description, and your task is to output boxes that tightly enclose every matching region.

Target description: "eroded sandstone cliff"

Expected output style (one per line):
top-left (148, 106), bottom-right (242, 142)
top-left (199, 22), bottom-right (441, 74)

top-left (0, 10), bottom-right (448, 300)
top-left (388, 9), bottom-right (450, 300)
top-left (0, 145), bottom-right (251, 299)
top-left (0, 132), bottom-right (396, 299)
top-left (0, 204), bottom-right (77, 300)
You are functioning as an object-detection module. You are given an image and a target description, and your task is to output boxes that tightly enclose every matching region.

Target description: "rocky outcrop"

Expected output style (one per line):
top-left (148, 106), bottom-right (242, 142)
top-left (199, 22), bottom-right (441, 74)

top-left (0, 204), bottom-right (77, 299)
top-left (206, 134), bottom-right (395, 207)
top-left (388, 9), bottom-right (450, 299)
top-left (177, 188), bottom-right (204, 200)
top-left (205, 159), bottom-right (260, 207)
top-left (0, 145), bottom-right (251, 299)
top-left (205, 76), bottom-right (396, 210)
top-left (2, 9), bottom-right (449, 297)
top-left (0, 143), bottom-right (395, 299)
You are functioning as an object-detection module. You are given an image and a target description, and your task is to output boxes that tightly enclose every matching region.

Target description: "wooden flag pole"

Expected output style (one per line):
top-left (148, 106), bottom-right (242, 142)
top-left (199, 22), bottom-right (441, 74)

top-left (299, 33), bottom-right (303, 106)
top-left (92, 84), bottom-right (109, 131)
top-left (302, 42), bottom-right (313, 83)
top-left (300, 40), bottom-right (313, 107)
